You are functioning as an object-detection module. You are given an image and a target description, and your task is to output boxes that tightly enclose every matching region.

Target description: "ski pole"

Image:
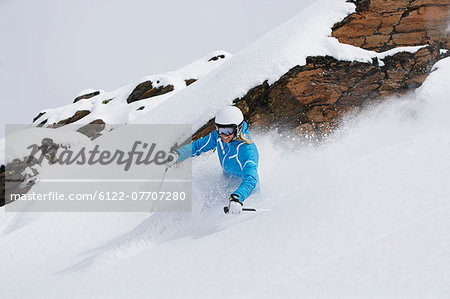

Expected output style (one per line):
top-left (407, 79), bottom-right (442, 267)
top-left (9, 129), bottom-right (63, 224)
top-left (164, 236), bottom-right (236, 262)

top-left (156, 167), bottom-right (168, 194)
top-left (157, 151), bottom-right (177, 192)
top-left (148, 167), bottom-right (169, 212)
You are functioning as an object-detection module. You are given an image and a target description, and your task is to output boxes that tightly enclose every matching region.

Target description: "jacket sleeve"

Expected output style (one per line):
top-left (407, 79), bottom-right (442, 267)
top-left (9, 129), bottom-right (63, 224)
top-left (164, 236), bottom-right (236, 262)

top-left (232, 144), bottom-right (259, 202)
top-left (176, 131), bottom-right (218, 162)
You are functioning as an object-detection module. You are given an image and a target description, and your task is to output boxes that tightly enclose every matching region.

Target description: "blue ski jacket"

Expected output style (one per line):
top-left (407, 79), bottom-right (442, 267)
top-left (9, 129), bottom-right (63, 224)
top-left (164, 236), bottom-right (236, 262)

top-left (176, 121), bottom-right (259, 202)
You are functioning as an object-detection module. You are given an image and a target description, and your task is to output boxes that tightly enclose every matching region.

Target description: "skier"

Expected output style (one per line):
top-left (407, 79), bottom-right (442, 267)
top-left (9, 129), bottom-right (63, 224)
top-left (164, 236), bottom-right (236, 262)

top-left (165, 106), bottom-right (259, 214)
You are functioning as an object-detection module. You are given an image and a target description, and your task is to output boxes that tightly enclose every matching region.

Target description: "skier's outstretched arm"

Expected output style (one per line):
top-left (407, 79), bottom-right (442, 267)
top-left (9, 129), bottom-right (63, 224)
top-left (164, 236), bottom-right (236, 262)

top-left (176, 131), bottom-right (219, 163)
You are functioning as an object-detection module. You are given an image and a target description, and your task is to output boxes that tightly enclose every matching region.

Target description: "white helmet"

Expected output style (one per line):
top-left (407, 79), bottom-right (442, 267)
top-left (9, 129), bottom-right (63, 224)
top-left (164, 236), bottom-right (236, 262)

top-left (215, 106), bottom-right (244, 126)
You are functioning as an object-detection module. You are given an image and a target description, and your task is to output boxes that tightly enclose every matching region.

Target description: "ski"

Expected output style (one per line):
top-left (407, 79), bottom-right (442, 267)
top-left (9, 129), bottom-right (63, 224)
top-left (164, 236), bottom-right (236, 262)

top-left (223, 206), bottom-right (269, 213)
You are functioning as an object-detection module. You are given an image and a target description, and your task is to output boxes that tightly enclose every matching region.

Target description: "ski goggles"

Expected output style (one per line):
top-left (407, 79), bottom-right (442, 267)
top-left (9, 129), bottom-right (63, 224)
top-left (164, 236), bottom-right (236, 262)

top-left (216, 125), bottom-right (235, 136)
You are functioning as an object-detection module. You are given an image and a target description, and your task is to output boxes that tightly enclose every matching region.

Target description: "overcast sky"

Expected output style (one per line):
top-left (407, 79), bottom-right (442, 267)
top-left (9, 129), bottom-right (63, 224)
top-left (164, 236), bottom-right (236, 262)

top-left (0, 0), bottom-right (313, 135)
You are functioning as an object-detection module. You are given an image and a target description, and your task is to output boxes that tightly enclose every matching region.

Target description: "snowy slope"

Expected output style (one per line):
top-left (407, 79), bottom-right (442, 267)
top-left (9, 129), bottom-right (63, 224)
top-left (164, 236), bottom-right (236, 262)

top-left (1, 57), bottom-right (449, 298)
top-left (1, 0), bottom-right (450, 297)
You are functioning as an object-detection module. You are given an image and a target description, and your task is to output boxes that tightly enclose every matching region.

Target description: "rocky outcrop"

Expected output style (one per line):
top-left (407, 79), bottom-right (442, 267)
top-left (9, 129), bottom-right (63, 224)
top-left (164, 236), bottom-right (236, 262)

top-left (248, 45), bottom-right (446, 134)
top-left (0, 138), bottom-right (62, 207)
top-left (73, 90), bottom-right (100, 103)
top-left (193, 0), bottom-right (449, 139)
top-left (76, 119), bottom-right (105, 140)
top-left (1, 157), bottom-right (37, 206)
top-left (126, 81), bottom-right (174, 104)
top-left (32, 112), bottom-right (46, 123)
top-left (332, 0), bottom-right (449, 51)
top-left (208, 54), bottom-right (226, 62)
top-left (37, 119), bottom-right (48, 127)
top-left (185, 79), bottom-right (197, 86)
top-left (193, 44), bottom-right (447, 139)
top-left (54, 110), bottom-right (91, 126)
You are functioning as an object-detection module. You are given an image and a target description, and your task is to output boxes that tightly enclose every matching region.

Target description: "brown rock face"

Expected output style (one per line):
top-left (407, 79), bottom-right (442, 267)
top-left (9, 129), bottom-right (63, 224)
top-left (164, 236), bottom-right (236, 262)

top-left (245, 45), bottom-right (445, 132)
top-left (193, 44), bottom-right (447, 139)
top-left (55, 110), bottom-right (91, 126)
top-left (73, 90), bottom-right (100, 103)
top-left (76, 119), bottom-right (106, 140)
top-left (185, 79), bottom-right (197, 86)
top-left (127, 81), bottom-right (174, 104)
top-left (332, 0), bottom-right (450, 51)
